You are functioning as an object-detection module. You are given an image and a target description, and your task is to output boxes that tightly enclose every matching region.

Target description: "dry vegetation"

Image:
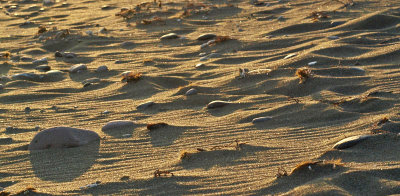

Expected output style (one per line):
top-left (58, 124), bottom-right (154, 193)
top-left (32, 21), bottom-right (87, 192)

top-left (295, 67), bottom-right (312, 83)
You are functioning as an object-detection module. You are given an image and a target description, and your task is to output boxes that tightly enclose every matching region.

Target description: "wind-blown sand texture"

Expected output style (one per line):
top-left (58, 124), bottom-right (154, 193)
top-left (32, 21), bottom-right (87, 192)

top-left (1, 0), bottom-right (400, 195)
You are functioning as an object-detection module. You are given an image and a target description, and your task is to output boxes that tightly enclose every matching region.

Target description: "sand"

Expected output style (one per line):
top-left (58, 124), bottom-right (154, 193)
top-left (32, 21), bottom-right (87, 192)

top-left (1, 0), bottom-right (400, 195)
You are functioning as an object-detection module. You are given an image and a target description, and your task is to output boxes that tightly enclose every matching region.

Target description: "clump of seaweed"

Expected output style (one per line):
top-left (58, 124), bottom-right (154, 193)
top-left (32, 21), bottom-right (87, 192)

top-left (154, 169), bottom-right (174, 177)
top-left (295, 67), bottom-right (312, 83)
top-left (121, 71), bottom-right (142, 83)
top-left (115, 8), bottom-right (136, 20)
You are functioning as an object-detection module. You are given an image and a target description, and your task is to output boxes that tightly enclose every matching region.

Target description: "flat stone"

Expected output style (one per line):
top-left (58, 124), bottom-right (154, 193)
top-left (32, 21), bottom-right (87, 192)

top-left (207, 100), bottom-right (230, 109)
top-left (160, 33), bottom-right (179, 40)
top-left (35, 65), bottom-right (51, 71)
top-left (28, 127), bottom-right (100, 150)
top-left (185, 88), bottom-right (198, 96)
top-left (252, 116), bottom-right (272, 123)
top-left (11, 73), bottom-right (43, 81)
top-left (69, 64), bottom-right (87, 73)
top-left (32, 57), bottom-right (48, 65)
top-left (197, 33), bottom-right (217, 41)
top-left (102, 120), bottom-right (135, 132)
top-left (96, 65), bottom-right (109, 72)
top-left (333, 135), bottom-right (371, 150)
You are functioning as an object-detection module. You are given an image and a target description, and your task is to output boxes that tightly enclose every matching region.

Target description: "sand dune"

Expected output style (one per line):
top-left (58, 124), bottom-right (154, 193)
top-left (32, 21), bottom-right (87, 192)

top-left (1, 0), bottom-right (400, 195)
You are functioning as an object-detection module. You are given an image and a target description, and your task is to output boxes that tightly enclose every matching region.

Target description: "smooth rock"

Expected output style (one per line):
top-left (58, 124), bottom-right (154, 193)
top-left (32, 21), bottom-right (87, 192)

top-left (11, 73), bottom-right (43, 81)
top-left (160, 33), bottom-right (179, 40)
top-left (328, 36), bottom-right (339, 40)
top-left (20, 56), bottom-right (33, 62)
top-left (207, 100), bottom-right (230, 109)
top-left (120, 41), bottom-right (135, 48)
top-left (252, 116), bottom-right (272, 123)
top-left (35, 65), bottom-right (51, 71)
top-left (185, 88), bottom-right (198, 96)
top-left (69, 64), bottom-right (87, 73)
top-left (96, 65), bottom-right (109, 72)
top-left (137, 101), bottom-right (155, 110)
top-left (102, 120), bottom-right (135, 132)
top-left (333, 135), bottom-right (371, 150)
top-left (197, 33), bottom-right (217, 41)
top-left (55, 51), bottom-right (63, 57)
top-left (32, 57), bottom-right (48, 65)
top-left (45, 70), bottom-right (64, 78)
top-left (28, 127), bottom-right (100, 150)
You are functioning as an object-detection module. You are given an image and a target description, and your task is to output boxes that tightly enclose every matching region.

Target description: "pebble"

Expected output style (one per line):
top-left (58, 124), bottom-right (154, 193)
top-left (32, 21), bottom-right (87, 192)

top-left (69, 64), bottom-right (87, 73)
top-left (207, 100), bottom-right (230, 109)
top-left (21, 56), bottom-right (33, 62)
top-left (283, 53), bottom-right (297, 59)
top-left (160, 33), bottom-right (179, 40)
top-left (96, 65), bottom-right (109, 72)
top-left (200, 53), bottom-right (221, 61)
top-left (102, 110), bottom-right (110, 115)
top-left (35, 65), bottom-right (51, 71)
top-left (102, 120), bottom-right (135, 132)
top-left (32, 57), bottom-right (48, 65)
top-left (197, 33), bottom-right (217, 41)
top-left (82, 78), bottom-right (100, 84)
top-left (28, 127), bottom-right (100, 150)
top-left (308, 61), bottom-right (317, 66)
top-left (333, 135), bottom-right (371, 150)
top-left (55, 51), bottom-right (63, 57)
top-left (101, 5), bottom-right (112, 10)
top-left (199, 53), bottom-right (207, 57)
top-left (195, 63), bottom-right (205, 68)
top-left (25, 107), bottom-right (31, 113)
top-left (252, 116), bottom-right (272, 123)
top-left (137, 101), bottom-right (155, 110)
top-left (120, 41), bottom-right (135, 48)
top-left (185, 88), bottom-right (198, 96)
top-left (45, 70), bottom-right (64, 78)
top-left (328, 36), bottom-right (339, 40)
top-left (11, 73), bottom-right (43, 81)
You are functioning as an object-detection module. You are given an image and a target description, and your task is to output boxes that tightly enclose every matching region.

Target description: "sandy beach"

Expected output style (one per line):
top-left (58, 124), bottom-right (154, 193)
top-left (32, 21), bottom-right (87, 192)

top-left (1, 0), bottom-right (400, 195)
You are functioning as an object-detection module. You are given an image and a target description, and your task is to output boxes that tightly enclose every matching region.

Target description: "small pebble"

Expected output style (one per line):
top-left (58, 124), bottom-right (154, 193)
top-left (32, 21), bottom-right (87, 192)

top-left (32, 57), bottom-right (48, 65)
top-left (99, 27), bottom-right (107, 34)
top-left (199, 53), bottom-right (207, 57)
top-left (207, 100), bottom-right (230, 109)
top-left (330, 21), bottom-right (345, 27)
top-left (252, 116), bottom-right (272, 123)
top-left (197, 33), bottom-right (217, 41)
top-left (185, 88), bottom-right (198, 96)
top-left (308, 61), bottom-right (317, 66)
top-left (45, 70), bottom-right (64, 78)
top-left (333, 135), bottom-right (371, 150)
top-left (96, 65), bottom-right (109, 72)
top-left (21, 56), bottom-right (33, 62)
top-left (55, 51), bottom-right (63, 57)
top-left (137, 101), bottom-right (155, 110)
top-left (82, 78), bottom-right (100, 84)
top-left (195, 63), bottom-right (205, 68)
top-left (69, 64), bottom-right (87, 73)
top-left (328, 36), bottom-right (339, 40)
top-left (35, 65), bottom-right (51, 71)
top-left (160, 33), bottom-right (179, 40)
top-left (25, 107), bottom-right (31, 113)
top-left (102, 110), bottom-right (110, 115)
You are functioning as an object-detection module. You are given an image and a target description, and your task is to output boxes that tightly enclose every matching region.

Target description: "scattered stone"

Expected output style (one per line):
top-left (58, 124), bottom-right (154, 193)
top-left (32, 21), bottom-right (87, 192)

top-left (185, 88), bottom-right (198, 96)
top-left (55, 51), bottom-right (63, 57)
top-left (283, 53), bottom-right (297, 59)
top-left (333, 135), bottom-right (371, 150)
top-left (122, 134), bottom-right (132, 138)
top-left (43, 0), bottom-right (54, 6)
top-left (252, 116), bottom-right (272, 123)
top-left (45, 70), bottom-right (64, 78)
top-left (69, 64), bottom-right (87, 73)
top-left (102, 110), bottom-right (110, 115)
top-left (25, 107), bottom-right (31, 113)
top-left (35, 65), bottom-right (51, 71)
top-left (207, 100), bottom-right (230, 109)
top-left (197, 33), bottom-right (217, 41)
top-left (137, 101), bottom-right (155, 110)
top-left (28, 127), bottom-right (100, 150)
top-left (96, 65), bottom-right (109, 72)
top-left (120, 41), bottom-right (135, 48)
top-left (32, 57), bottom-right (48, 66)
top-left (147, 122), bottom-right (168, 130)
top-left (160, 33), bottom-right (179, 40)
top-left (115, 60), bottom-right (124, 64)
top-left (82, 78), bottom-right (100, 84)
top-left (99, 27), bottom-right (107, 34)
top-left (195, 63), bottom-right (205, 68)
top-left (102, 120), bottom-right (135, 132)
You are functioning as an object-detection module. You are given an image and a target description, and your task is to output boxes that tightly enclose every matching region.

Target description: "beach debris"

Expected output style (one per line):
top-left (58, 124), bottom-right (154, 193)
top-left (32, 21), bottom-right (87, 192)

top-left (35, 65), bottom-right (51, 72)
top-left (102, 120), bottom-right (135, 132)
top-left (290, 159), bottom-right (343, 175)
top-left (0, 51), bottom-right (10, 59)
top-left (376, 117), bottom-right (389, 126)
top-left (252, 116), bottom-right (273, 123)
top-left (207, 100), bottom-right (230, 109)
top-left (147, 122), bottom-right (168, 131)
top-left (160, 33), bottom-right (179, 40)
top-left (25, 107), bottom-right (31, 113)
top-left (333, 135), bottom-right (371, 150)
top-left (154, 169), bottom-right (174, 177)
top-left (137, 101), bottom-right (155, 110)
top-left (185, 88), bottom-right (198, 96)
top-left (195, 63), bottom-right (205, 68)
top-left (54, 51), bottom-right (63, 57)
top-left (80, 181), bottom-right (101, 189)
top-left (69, 64), bottom-right (87, 73)
top-left (96, 65), bottom-right (109, 72)
top-left (310, 11), bottom-right (328, 22)
top-left (197, 33), bottom-right (217, 41)
top-left (115, 8), bottom-right (136, 19)
top-left (37, 25), bottom-right (47, 34)
top-left (120, 176), bottom-right (130, 181)
top-left (295, 67), bottom-right (312, 84)
top-left (11, 73), bottom-right (43, 81)
top-left (283, 53), bottom-right (297, 59)
top-left (328, 35), bottom-right (339, 40)
top-left (28, 127), bottom-right (100, 150)
top-left (238, 68), bottom-right (271, 79)
top-left (121, 71), bottom-right (142, 83)
top-left (275, 166), bottom-right (288, 178)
